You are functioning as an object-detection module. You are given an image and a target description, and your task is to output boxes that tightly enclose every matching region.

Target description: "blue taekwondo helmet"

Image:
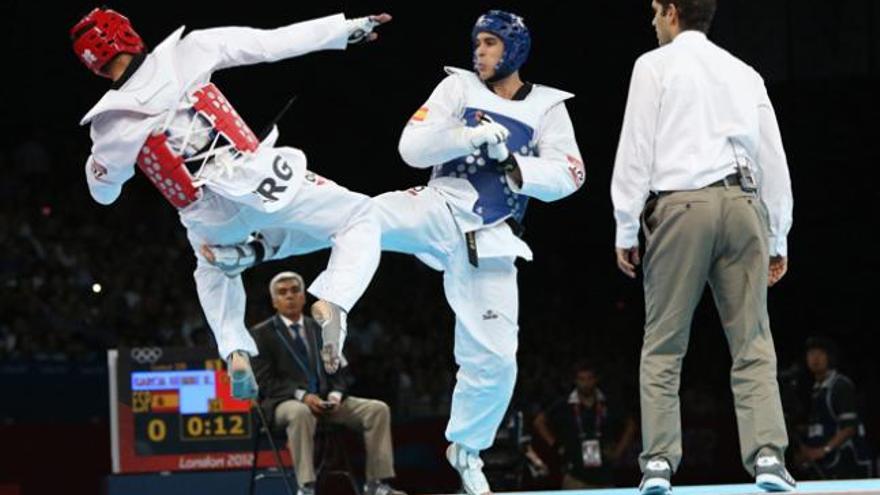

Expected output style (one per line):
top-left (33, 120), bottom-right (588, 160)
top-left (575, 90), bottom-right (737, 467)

top-left (472, 10), bottom-right (531, 82)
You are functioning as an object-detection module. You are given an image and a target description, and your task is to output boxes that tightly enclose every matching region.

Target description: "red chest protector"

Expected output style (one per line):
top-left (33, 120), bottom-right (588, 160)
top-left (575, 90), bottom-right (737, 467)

top-left (136, 83), bottom-right (259, 209)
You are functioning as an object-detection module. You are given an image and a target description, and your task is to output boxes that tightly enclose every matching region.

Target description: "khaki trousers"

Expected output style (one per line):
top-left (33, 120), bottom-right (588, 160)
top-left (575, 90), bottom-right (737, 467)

top-left (274, 396), bottom-right (395, 485)
top-left (638, 186), bottom-right (788, 476)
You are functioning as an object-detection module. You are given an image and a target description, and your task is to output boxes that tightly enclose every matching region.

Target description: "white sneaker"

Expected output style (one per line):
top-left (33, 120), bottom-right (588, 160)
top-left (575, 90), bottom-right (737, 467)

top-left (446, 443), bottom-right (491, 495)
top-left (639, 457), bottom-right (672, 495)
top-left (755, 455), bottom-right (796, 492)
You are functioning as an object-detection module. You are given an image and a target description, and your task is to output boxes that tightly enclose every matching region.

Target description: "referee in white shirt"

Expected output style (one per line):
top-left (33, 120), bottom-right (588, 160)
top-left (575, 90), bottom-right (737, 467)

top-left (611, 1), bottom-right (795, 494)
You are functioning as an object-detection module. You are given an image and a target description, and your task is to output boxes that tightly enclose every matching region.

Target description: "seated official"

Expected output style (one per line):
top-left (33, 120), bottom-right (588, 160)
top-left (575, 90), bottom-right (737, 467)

top-left (250, 271), bottom-right (405, 495)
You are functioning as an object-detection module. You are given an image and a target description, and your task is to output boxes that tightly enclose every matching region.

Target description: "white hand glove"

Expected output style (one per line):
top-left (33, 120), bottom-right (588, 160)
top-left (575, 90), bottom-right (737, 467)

top-left (347, 14), bottom-right (390, 44)
top-left (465, 114), bottom-right (510, 149)
top-left (487, 141), bottom-right (510, 161)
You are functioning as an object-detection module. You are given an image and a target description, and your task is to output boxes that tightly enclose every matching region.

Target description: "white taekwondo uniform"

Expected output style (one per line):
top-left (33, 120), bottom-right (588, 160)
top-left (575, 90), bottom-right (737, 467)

top-left (374, 67), bottom-right (585, 450)
top-left (80, 14), bottom-right (380, 360)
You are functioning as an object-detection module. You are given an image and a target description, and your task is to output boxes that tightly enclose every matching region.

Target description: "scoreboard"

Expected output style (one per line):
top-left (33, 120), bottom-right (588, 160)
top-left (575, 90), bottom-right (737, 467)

top-left (109, 347), bottom-right (291, 473)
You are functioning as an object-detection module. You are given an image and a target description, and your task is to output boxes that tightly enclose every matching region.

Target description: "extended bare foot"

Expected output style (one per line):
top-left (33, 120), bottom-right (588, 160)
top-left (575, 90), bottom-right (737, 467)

top-left (311, 300), bottom-right (347, 374)
top-left (227, 350), bottom-right (258, 400)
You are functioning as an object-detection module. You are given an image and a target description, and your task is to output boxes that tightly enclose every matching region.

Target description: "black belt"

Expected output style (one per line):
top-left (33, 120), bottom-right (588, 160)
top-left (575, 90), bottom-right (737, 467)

top-left (652, 173), bottom-right (741, 198)
top-left (505, 217), bottom-right (525, 238)
top-left (465, 217), bottom-right (525, 268)
top-left (707, 173), bottom-right (741, 188)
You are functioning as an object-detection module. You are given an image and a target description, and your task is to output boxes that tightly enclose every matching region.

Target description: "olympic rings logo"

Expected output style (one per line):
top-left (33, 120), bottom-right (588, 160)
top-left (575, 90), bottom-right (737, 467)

top-left (130, 347), bottom-right (163, 364)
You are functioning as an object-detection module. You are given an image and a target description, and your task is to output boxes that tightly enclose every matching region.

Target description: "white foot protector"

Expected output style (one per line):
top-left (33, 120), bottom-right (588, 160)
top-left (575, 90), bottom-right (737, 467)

top-left (446, 443), bottom-right (492, 495)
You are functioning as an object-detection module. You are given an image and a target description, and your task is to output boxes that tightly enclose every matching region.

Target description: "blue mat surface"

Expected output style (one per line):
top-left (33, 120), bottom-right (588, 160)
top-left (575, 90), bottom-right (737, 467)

top-left (107, 473), bottom-right (880, 495)
top-left (488, 479), bottom-right (880, 495)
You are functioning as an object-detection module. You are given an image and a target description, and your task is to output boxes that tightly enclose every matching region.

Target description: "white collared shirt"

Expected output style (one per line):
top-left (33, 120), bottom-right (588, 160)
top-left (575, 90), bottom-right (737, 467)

top-left (278, 314), bottom-right (307, 341)
top-left (611, 31), bottom-right (793, 256)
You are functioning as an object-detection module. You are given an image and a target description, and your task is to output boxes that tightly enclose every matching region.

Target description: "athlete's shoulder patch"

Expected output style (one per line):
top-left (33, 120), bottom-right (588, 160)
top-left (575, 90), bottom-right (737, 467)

top-left (410, 106), bottom-right (429, 122)
top-left (90, 159), bottom-right (108, 180)
top-left (566, 154), bottom-right (585, 188)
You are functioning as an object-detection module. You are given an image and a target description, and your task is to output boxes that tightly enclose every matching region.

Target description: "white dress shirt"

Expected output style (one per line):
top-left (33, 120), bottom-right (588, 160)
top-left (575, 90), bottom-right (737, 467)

top-left (611, 31), bottom-right (793, 256)
top-left (279, 314), bottom-right (307, 341)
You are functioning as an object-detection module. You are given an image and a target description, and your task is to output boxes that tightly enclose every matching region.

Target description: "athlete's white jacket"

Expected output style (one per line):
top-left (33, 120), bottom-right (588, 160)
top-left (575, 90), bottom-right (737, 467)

top-left (80, 14), bottom-right (351, 210)
top-left (398, 67), bottom-right (585, 260)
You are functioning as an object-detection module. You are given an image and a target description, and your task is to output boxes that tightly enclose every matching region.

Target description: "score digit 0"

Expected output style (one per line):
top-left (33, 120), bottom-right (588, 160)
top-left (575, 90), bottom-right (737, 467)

top-left (147, 418), bottom-right (167, 442)
top-left (186, 416), bottom-right (205, 437)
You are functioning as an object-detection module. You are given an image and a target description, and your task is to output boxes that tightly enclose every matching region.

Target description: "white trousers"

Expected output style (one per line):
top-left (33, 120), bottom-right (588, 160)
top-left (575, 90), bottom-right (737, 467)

top-left (373, 186), bottom-right (519, 451)
top-left (182, 167), bottom-right (380, 360)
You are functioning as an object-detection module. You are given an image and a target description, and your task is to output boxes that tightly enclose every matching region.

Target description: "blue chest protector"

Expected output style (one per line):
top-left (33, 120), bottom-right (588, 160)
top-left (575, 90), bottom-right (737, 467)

top-left (432, 109), bottom-right (537, 225)
top-left (428, 67), bottom-right (574, 227)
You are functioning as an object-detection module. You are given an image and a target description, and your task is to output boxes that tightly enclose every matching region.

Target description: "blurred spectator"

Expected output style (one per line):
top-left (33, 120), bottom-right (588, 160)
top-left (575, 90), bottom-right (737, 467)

top-left (533, 360), bottom-right (637, 489)
top-left (795, 337), bottom-right (873, 479)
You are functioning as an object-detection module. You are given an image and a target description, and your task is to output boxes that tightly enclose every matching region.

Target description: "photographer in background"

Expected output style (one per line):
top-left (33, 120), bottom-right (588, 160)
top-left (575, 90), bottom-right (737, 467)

top-left (796, 337), bottom-right (873, 480)
top-left (533, 360), bottom-right (636, 489)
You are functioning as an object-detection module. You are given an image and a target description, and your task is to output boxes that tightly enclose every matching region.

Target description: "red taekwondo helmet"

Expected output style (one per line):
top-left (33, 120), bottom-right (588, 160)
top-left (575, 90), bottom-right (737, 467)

top-left (70, 8), bottom-right (145, 77)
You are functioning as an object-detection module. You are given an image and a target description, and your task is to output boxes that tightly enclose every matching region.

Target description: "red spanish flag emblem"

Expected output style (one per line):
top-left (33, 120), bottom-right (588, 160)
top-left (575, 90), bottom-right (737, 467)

top-left (411, 106), bottom-right (429, 122)
top-left (151, 390), bottom-right (180, 412)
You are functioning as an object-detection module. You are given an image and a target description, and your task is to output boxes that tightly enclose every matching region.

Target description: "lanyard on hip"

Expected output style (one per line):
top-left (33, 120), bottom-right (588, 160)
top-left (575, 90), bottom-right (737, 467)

top-left (273, 323), bottom-right (320, 390)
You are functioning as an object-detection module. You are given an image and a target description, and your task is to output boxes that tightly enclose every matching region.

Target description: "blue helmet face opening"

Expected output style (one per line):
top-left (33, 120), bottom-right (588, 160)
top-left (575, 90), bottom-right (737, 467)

top-left (472, 10), bottom-right (531, 82)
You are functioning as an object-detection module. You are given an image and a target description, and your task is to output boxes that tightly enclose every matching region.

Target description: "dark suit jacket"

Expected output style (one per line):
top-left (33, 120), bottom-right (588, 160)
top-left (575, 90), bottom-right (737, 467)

top-left (249, 314), bottom-right (348, 426)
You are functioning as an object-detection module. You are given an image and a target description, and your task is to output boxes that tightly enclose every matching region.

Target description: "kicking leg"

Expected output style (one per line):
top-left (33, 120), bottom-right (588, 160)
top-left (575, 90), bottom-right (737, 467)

top-left (181, 203), bottom-right (261, 400)
top-left (193, 254), bottom-right (259, 399)
top-left (249, 174), bottom-right (382, 373)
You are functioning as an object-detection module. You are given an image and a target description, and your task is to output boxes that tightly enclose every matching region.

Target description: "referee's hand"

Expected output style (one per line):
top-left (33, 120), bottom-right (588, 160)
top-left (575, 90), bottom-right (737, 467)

top-left (615, 247), bottom-right (641, 279)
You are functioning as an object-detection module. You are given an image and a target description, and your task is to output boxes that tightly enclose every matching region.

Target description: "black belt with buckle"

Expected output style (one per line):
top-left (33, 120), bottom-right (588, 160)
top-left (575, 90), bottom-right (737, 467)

top-left (707, 173), bottom-right (741, 188)
top-left (652, 173), bottom-right (742, 199)
top-left (464, 217), bottom-right (526, 268)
